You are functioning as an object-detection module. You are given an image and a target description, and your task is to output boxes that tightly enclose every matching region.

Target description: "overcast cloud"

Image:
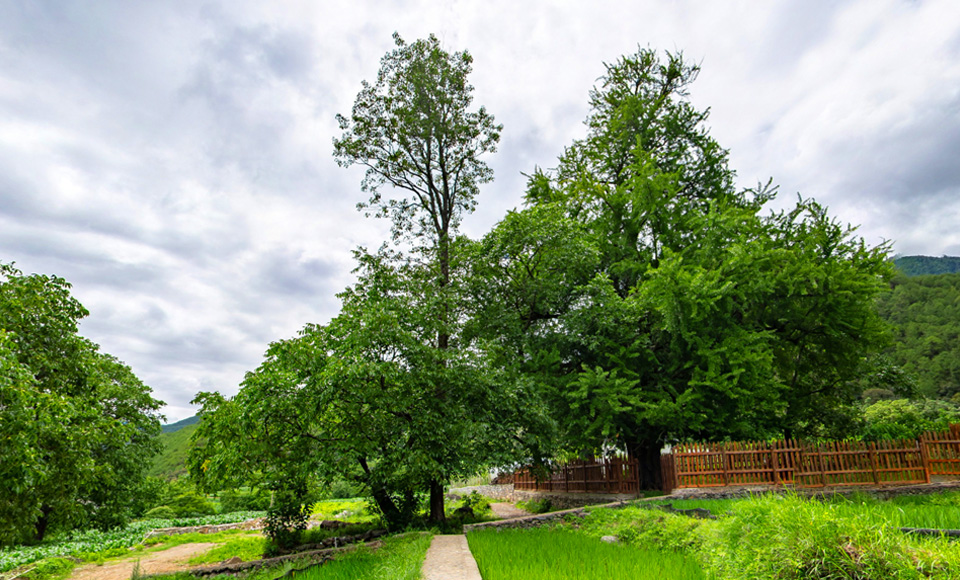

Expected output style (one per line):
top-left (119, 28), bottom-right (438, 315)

top-left (2, 0), bottom-right (958, 421)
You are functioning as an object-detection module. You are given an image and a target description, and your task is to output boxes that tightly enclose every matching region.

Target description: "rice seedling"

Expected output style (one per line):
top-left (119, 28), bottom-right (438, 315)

top-left (467, 527), bottom-right (707, 580)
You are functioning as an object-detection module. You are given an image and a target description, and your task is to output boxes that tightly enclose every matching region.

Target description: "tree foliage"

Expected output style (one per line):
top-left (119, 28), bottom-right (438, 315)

top-left (472, 48), bottom-right (893, 487)
top-left (875, 273), bottom-right (960, 399)
top-left (0, 263), bottom-right (162, 544)
top-left (191, 251), bottom-right (532, 530)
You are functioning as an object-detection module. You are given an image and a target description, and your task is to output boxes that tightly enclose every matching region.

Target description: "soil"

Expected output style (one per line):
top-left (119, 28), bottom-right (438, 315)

top-left (67, 542), bottom-right (218, 580)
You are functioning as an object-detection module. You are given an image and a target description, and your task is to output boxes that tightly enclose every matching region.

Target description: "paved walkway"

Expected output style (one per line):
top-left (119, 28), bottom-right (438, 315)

top-left (420, 535), bottom-right (482, 580)
top-left (489, 502), bottom-right (530, 519)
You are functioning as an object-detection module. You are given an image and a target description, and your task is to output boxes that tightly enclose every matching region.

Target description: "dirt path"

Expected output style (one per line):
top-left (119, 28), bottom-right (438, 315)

top-left (489, 502), bottom-right (530, 519)
top-left (420, 535), bottom-right (482, 580)
top-left (68, 543), bottom-right (218, 580)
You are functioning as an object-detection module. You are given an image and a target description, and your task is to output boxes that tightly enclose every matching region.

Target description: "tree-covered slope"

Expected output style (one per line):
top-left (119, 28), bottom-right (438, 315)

top-left (161, 414), bottom-right (199, 434)
top-left (876, 273), bottom-right (960, 399)
top-left (149, 423), bottom-right (198, 480)
top-left (893, 255), bottom-right (960, 276)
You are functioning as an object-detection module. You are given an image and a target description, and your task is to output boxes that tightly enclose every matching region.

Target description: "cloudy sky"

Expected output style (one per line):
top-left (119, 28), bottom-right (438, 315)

top-left (2, 0), bottom-right (959, 422)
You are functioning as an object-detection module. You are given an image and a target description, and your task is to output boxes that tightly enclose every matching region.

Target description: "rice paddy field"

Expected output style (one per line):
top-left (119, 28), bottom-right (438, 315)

top-left (468, 527), bottom-right (706, 580)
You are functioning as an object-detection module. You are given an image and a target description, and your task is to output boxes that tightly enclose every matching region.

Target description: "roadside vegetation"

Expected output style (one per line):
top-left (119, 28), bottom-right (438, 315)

top-left (506, 493), bottom-right (960, 579)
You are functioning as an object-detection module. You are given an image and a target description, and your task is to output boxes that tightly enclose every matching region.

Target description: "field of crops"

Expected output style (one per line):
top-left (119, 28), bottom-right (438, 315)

top-left (0, 511), bottom-right (264, 573)
top-left (469, 527), bottom-right (706, 580)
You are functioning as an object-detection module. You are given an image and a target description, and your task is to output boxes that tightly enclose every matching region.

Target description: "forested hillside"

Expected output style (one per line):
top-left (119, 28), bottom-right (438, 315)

top-left (149, 423), bottom-right (198, 480)
top-left (161, 415), bottom-right (199, 434)
top-left (877, 273), bottom-right (960, 400)
top-left (893, 255), bottom-right (960, 276)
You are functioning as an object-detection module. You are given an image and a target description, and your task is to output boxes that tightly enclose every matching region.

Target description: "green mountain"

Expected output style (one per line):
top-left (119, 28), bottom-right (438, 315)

top-left (876, 272), bottom-right (960, 400)
top-left (161, 414), bottom-right (200, 434)
top-left (893, 255), bottom-right (960, 276)
top-left (150, 422), bottom-right (198, 480)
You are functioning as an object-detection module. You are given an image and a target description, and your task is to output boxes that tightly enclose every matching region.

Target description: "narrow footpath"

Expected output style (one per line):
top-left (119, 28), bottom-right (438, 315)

top-left (420, 535), bottom-right (482, 580)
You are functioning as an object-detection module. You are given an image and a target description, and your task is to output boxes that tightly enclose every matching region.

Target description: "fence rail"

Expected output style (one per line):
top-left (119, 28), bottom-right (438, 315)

top-left (663, 424), bottom-right (960, 492)
top-left (513, 456), bottom-right (639, 494)
top-left (512, 424), bottom-right (960, 495)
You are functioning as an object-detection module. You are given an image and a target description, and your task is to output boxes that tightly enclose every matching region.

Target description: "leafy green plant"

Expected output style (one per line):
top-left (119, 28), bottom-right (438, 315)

top-left (516, 498), bottom-right (553, 514)
top-left (143, 506), bottom-right (177, 520)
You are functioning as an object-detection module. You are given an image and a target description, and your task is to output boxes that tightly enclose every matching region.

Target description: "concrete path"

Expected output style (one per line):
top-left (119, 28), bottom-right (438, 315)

top-left (420, 535), bottom-right (482, 580)
top-left (489, 502), bottom-right (530, 519)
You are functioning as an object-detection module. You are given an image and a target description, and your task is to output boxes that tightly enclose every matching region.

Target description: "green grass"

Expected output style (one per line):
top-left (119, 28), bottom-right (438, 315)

top-left (311, 499), bottom-right (378, 523)
top-left (468, 527), bottom-right (706, 580)
top-left (186, 535), bottom-right (267, 565)
top-left (283, 532), bottom-right (431, 580)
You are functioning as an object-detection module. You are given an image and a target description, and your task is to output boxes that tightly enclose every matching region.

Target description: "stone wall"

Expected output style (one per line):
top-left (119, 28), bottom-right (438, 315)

top-left (449, 484), bottom-right (637, 510)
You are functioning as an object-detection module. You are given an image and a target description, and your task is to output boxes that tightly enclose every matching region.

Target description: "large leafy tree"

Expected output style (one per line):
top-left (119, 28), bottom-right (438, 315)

top-left (474, 48), bottom-right (893, 488)
top-left (0, 263), bottom-right (162, 544)
top-left (333, 33), bottom-right (502, 521)
top-left (191, 251), bottom-right (527, 530)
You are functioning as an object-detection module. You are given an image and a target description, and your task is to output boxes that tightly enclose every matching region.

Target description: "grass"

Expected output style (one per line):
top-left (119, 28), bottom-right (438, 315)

top-left (468, 527), bottom-right (706, 580)
top-left (186, 535), bottom-right (267, 565)
top-left (311, 499), bottom-right (378, 524)
top-left (574, 493), bottom-right (960, 579)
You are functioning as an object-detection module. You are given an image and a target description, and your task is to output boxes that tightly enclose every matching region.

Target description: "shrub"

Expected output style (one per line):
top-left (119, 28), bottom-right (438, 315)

top-left (143, 506), bottom-right (177, 520)
top-left (166, 492), bottom-right (216, 517)
top-left (219, 488), bottom-right (270, 513)
top-left (517, 497), bottom-right (552, 514)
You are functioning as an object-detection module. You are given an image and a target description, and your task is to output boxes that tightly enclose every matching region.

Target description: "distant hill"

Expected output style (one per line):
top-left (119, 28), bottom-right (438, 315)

top-left (893, 255), bottom-right (960, 277)
top-left (876, 272), bottom-right (960, 400)
top-left (161, 414), bottom-right (200, 434)
top-left (150, 422), bottom-right (198, 480)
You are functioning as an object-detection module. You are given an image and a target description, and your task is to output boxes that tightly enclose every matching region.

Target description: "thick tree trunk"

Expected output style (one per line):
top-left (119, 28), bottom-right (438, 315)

top-left (358, 457), bottom-right (403, 528)
top-left (35, 505), bottom-right (53, 542)
top-left (628, 439), bottom-right (664, 491)
top-left (428, 479), bottom-right (445, 524)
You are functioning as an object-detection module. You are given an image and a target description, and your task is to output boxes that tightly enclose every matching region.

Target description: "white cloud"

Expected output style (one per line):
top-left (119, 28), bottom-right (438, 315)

top-left (2, 0), bottom-right (959, 421)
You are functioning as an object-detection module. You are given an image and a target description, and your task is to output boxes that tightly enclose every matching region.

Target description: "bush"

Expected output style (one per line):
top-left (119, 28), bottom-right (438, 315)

top-left (862, 398), bottom-right (960, 440)
top-left (219, 488), bottom-right (270, 513)
top-left (166, 492), bottom-right (216, 518)
top-left (143, 506), bottom-right (177, 520)
top-left (517, 497), bottom-right (552, 514)
top-left (327, 479), bottom-right (361, 500)
top-left (264, 489), bottom-right (309, 551)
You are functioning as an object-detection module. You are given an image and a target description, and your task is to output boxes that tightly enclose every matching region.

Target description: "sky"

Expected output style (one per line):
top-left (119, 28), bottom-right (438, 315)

top-left (2, 0), bottom-right (959, 422)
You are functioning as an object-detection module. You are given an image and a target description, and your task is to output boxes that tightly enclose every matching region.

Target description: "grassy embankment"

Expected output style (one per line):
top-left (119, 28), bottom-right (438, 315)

top-left (468, 492), bottom-right (960, 580)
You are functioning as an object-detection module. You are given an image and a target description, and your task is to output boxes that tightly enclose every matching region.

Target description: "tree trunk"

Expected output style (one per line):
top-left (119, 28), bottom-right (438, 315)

top-left (628, 439), bottom-right (663, 491)
top-left (428, 478), bottom-right (445, 524)
top-left (35, 504), bottom-right (53, 542)
top-left (358, 457), bottom-right (403, 528)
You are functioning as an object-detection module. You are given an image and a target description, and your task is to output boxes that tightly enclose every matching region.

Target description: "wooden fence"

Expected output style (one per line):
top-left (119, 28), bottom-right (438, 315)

top-left (514, 456), bottom-right (639, 494)
top-left (663, 424), bottom-right (960, 492)
top-left (512, 425), bottom-right (960, 495)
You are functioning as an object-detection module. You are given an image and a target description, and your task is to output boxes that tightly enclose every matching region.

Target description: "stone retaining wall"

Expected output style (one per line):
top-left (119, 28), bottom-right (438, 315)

top-left (462, 500), bottom-right (632, 533)
top-left (143, 518), bottom-right (263, 540)
top-left (449, 484), bottom-right (636, 510)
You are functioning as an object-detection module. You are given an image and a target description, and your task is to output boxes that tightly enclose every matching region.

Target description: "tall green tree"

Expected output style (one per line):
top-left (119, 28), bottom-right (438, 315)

top-left (477, 48), bottom-right (893, 488)
top-left (190, 251), bottom-right (527, 531)
top-left (333, 33), bottom-right (501, 521)
top-left (0, 263), bottom-right (162, 544)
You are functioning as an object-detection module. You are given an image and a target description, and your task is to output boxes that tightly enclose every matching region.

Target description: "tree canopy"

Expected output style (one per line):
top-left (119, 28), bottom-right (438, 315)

top-left (0, 263), bottom-right (162, 544)
top-left (472, 48), bottom-right (893, 487)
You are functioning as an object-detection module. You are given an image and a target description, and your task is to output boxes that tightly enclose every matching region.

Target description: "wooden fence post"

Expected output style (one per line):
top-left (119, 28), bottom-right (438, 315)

top-left (869, 441), bottom-right (880, 485)
top-left (920, 432), bottom-right (932, 484)
top-left (771, 441), bottom-right (781, 486)
top-left (721, 446), bottom-right (729, 486)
